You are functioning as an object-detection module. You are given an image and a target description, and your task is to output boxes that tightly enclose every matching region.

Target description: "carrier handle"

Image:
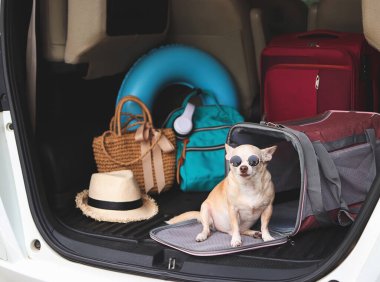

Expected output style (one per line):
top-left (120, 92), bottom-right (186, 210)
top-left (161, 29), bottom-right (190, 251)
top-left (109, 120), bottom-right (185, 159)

top-left (296, 29), bottom-right (341, 40)
top-left (312, 141), bottom-right (353, 226)
top-left (365, 128), bottom-right (379, 191)
top-left (284, 128), bottom-right (331, 226)
top-left (312, 128), bottom-right (378, 226)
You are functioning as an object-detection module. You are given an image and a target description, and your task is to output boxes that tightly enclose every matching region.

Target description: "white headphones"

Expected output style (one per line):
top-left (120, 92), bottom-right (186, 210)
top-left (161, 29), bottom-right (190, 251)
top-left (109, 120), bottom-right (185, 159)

top-left (173, 102), bottom-right (196, 136)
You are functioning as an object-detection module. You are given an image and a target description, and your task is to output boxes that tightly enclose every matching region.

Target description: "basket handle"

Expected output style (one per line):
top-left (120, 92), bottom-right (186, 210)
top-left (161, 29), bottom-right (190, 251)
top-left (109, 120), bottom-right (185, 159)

top-left (100, 129), bottom-right (163, 167)
top-left (112, 96), bottom-right (153, 136)
top-left (101, 95), bottom-right (161, 166)
top-left (109, 113), bottom-right (145, 134)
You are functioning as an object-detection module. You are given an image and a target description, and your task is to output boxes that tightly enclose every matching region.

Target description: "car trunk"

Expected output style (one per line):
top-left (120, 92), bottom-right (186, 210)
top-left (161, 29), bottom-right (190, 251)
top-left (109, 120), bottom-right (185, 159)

top-left (3, 0), bottom-right (380, 281)
top-left (35, 65), bottom-right (351, 280)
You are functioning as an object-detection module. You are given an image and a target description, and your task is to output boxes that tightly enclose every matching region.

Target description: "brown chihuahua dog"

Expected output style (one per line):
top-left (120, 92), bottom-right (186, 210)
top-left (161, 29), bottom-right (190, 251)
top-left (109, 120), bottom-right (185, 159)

top-left (167, 144), bottom-right (277, 247)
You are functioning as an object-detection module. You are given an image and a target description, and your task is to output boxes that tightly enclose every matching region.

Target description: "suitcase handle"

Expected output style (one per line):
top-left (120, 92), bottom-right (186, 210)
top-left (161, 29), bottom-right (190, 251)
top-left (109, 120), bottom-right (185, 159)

top-left (296, 29), bottom-right (341, 39)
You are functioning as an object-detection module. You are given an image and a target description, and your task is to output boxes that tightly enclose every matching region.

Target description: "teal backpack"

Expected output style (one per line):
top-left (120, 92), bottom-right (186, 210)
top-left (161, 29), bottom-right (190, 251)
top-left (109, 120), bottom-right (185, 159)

top-left (164, 90), bottom-right (244, 192)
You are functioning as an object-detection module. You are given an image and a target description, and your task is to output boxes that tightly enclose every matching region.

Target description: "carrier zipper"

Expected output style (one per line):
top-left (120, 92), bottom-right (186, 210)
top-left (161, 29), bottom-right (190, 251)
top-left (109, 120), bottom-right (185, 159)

top-left (261, 121), bottom-right (284, 128)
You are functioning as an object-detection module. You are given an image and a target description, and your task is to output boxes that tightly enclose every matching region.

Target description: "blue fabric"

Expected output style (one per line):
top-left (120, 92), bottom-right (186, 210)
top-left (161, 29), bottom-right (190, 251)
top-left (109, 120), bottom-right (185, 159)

top-left (165, 91), bottom-right (244, 192)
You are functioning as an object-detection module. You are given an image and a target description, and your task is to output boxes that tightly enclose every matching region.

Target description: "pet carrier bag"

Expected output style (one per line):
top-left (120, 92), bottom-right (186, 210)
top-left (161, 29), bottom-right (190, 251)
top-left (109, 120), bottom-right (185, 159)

top-left (150, 111), bottom-right (380, 256)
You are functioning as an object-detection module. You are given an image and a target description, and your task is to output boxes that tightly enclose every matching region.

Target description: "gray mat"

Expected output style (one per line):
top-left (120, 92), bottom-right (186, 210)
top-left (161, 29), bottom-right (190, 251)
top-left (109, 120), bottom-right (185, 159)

top-left (150, 219), bottom-right (287, 256)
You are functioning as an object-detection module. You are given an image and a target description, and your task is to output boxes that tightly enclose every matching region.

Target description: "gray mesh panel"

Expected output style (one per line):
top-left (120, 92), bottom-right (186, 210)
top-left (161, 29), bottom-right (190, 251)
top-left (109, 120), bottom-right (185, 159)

top-left (151, 220), bottom-right (284, 255)
top-left (302, 142), bottom-right (378, 219)
top-left (150, 201), bottom-right (298, 255)
top-left (329, 142), bottom-right (376, 205)
top-left (268, 141), bottom-right (301, 193)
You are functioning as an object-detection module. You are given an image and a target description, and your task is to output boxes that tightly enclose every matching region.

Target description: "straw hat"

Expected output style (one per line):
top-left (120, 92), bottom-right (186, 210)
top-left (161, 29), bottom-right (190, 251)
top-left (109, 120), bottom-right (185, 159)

top-left (75, 170), bottom-right (158, 223)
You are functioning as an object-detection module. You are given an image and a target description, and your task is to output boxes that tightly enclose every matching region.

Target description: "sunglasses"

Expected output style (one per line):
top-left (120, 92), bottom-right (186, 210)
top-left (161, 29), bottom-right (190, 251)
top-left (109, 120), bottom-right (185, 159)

top-left (229, 155), bottom-right (260, 167)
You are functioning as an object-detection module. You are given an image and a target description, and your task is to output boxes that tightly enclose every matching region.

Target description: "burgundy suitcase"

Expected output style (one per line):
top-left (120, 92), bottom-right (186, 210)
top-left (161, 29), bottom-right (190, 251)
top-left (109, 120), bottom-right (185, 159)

top-left (261, 30), bottom-right (375, 122)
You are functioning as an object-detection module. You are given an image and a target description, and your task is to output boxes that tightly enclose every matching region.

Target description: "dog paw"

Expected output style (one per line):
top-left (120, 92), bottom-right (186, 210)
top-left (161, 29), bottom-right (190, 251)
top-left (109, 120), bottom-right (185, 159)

top-left (196, 232), bottom-right (208, 242)
top-left (242, 230), bottom-right (262, 238)
top-left (262, 233), bottom-right (274, 242)
top-left (230, 236), bottom-right (242, 247)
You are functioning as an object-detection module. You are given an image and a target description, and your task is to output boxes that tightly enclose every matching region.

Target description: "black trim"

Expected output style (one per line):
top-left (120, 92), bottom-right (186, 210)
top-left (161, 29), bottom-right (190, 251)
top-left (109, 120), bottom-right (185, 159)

top-left (3, 1), bottom-right (380, 282)
top-left (0, 50), bottom-right (8, 111)
top-left (87, 197), bottom-right (143, 211)
top-left (0, 93), bottom-right (9, 111)
top-left (362, 55), bottom-right (374, 112)
top-left (106, 0), bottom-right (169, 36)
top-left (323, 133), bottom-right (368, 152)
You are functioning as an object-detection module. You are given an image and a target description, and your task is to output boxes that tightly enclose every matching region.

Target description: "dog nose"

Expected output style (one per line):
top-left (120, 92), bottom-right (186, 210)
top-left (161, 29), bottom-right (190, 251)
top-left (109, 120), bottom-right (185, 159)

top-left (240, 165), bottom-right (248, 173)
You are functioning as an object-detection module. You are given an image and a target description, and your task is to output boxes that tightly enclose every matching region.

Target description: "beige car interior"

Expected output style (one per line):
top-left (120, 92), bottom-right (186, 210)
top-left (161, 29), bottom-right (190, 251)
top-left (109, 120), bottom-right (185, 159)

top-left (167, 0), bottom-right (258, 118)
top-left (40, 0), bottom-right (258, 118)
top-left (40, 0), bottom-right (168, 80)
top-left (248, 0), bottom-right (308, 81)
top-left (308, 0), bottom-right (363, 32)
top-left (363, 0), bottom-right (380, 52)
top-left (39, 0), bottom-right (380, 119)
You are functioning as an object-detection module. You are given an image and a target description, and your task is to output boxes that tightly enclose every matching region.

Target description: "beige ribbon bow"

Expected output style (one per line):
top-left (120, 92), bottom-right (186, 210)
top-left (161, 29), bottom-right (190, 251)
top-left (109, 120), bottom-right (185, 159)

top-left (135, 123), bottom-right (175, 193)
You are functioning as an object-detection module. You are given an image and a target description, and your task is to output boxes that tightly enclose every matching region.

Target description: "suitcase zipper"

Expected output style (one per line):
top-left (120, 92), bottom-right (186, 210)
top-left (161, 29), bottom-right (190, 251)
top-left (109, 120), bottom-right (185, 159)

top-left (268, 63), bottom-right (352, 71)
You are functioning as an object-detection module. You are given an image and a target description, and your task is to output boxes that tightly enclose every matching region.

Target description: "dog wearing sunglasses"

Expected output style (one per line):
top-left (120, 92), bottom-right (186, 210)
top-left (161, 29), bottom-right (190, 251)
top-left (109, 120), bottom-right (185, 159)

top-left (167, 144), bottom-right (277, 247)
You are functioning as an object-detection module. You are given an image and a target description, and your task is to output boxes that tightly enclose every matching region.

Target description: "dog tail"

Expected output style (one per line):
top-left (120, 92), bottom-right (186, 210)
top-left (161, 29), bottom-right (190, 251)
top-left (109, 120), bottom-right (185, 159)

top-left (165, 211), bottom-right (201, 225)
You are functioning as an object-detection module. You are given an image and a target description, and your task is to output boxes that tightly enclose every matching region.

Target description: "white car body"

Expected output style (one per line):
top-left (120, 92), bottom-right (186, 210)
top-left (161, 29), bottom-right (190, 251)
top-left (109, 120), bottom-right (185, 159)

top-left (1, 110), bottom-right (380, 281)
top-left (0, 111), bottom-right (155, 282)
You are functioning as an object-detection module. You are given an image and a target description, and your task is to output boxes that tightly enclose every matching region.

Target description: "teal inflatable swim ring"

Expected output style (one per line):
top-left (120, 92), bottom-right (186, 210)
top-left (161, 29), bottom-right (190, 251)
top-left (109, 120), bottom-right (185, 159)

top-left (116, 45), bottom-right (239, 117)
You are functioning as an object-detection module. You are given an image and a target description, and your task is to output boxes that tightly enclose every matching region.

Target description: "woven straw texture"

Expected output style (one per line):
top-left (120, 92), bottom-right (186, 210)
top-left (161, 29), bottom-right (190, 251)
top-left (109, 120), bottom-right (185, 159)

top-left (92, 96), bottom-right (176, 194)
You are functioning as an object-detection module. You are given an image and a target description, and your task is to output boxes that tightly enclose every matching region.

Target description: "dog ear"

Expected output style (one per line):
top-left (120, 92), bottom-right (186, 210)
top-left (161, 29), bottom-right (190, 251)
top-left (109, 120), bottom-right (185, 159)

top-left (225, 144), bottom-right (234, 160)
top-left (261, 145), bottom-right (277, 162)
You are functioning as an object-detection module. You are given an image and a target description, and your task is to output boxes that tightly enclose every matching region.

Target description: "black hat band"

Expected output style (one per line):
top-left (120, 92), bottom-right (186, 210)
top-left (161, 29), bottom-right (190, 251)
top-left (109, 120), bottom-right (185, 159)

top-left (88, 197), bottom-right (143, 211)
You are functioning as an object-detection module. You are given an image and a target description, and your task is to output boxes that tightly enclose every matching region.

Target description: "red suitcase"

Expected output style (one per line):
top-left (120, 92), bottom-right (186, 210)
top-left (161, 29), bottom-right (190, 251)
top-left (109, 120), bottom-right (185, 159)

top-left (261, 30), bottom-right (375, 122)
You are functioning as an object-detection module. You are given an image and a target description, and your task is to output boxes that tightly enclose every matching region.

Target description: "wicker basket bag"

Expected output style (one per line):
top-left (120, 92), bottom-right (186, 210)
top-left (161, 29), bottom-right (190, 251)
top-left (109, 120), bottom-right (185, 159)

top-left (93, 96), bottom-right (176, 194)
